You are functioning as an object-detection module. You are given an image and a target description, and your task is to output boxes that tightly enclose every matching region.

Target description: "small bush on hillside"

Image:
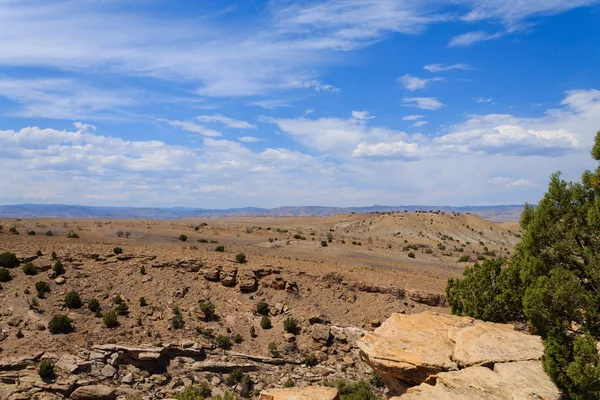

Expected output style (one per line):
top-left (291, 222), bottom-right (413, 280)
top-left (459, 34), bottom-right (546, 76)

top-left (64, 291), bottom-right (82, 309)
top-left (215, 246), bottom-right (225, 252)
top-left (194, 225), bottom-right (200, 231)
top-left (51, 251), bottom-right (57, 259)
top-left (171, 306), bottom-right (184, 329)
top-left (236, 253), bottom-right (247, 264)
top-left (139, 297), bottom-right (147, 307)
top-left (197, 239), bottom-right (208, 243)
top-left (103, 310), bottom-right (119, 328)
top-left (88, 298), bottom-right (100, 312)
top-left (216, 335), bottom-right (232, 350)
top-left (174, 382), bottom-right (212, 400)
top-left (268, 342), bottom-right (278, 356)
top-left (9, 227), bottom-right (19, 235)
top-left (0, 252), bottom-right (19, 268)
top-left (0, 268), bottom-right (12, 282)
top-left (66, 231), bottom-right (79, 239)
top-left (38, 360), bottom-right (55, 379)
top-left (225, 368), bottom-right (244, 386)
top-left (178, 234), bottom-right (188, 242)
top-left (53, 261), bottom-right (65, 276)
top-left (370, 372), bottom-right (385, 388)
top-left (321, 240), bottom-right (328, 247)
top-left (284, 377), bottom-right (295, 388)
top-left (408, 252), bottom-right (415, 259)
top-left (240, 375), bottom-right (253, 398)
top-left (199, 300), bottom-right (216, 321)
top-left (232, 333), bottom-right (244, 344)
top-left (283, 316), bottom-right (299, 334)
top-left (36, 250), bottom-right (42, 256)
top-left (327, 380), bottom-right (378, 400)
top-left (27, 230), bottom-right (36, 236)
top-left (458, 255), bottom-right (471, 263)
top-left (195, 326), bottom-right (215, 339)
top-left (113, 247), bottom-right (123, 255)
top-left (250, 326), bottom-right (257, 338)
top-left (304, 353), bottom-right (318, 367)
top-left (48, 314), bottom-right (74, 334)
top-left (36, 281), bottom-right (51, 298)
top-left (140, 266), bottom-right (146, 275)
top-left (115, 302), bottom-right (129, 315)
top-left (256, 301), bottom-right (269, 316)
top-left (46, 230), bottom-right (53, 236)
top-left (260, 316), bottom-right (272, 329)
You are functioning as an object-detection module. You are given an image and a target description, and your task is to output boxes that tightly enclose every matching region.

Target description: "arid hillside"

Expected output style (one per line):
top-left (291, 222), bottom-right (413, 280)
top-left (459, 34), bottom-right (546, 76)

top-left (0, 211), bottom-right (522, 399)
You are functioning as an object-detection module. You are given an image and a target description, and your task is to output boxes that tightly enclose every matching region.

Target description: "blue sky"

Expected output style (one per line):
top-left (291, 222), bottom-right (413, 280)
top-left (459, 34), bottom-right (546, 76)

top-left (1, 0), bottom-right (600, 208)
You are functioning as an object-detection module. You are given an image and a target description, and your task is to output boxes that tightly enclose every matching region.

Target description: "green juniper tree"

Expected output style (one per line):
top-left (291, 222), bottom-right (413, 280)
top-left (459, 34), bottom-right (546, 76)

top-left (446, 131), bottom-right (600, 400)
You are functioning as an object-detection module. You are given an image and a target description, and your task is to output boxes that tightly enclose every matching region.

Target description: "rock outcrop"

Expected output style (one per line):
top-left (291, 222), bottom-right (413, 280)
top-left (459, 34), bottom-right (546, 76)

top-left (358, 312), bottom-right (558, 398)
top-left (259, 386), bottom-right (339, 400)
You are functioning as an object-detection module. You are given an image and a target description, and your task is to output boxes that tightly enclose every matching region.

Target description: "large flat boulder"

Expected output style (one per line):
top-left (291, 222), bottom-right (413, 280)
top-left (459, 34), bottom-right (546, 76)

top-left (357, 312), bottom-right (545, 395)
top-left (70, 385), bottom-right (116, 400)
top-left (259, 386), bottom-right (339, 400)
top-left (394, 361), bottom-right (560, 400)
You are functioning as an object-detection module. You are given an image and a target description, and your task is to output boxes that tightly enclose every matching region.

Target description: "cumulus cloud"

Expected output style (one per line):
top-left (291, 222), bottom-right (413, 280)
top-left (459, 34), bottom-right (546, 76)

top-left (403, 97), bottom-right (445, 110)
top-left (351, 111), bottom-right (375, 121)
top-left (352, 141), bottom-right (421, 159)
top-left (397, 74), bottom-right (444, 91)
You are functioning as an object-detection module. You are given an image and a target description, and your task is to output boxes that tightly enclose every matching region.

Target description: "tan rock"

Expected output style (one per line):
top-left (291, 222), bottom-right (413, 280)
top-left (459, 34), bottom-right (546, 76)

top-left (70, 384), bottom-right (116, 400)
top-left (395, 361), bottom-right (560, 400)
top-left (238, 271), bottom-right (257, 292)
top-left (220, 268), bottom-right (237, 287)
top-left (358, 312), bottom-right (545, 395)
top-left (259, 386), bottom-right (339, 400)
top-left (311, 324), bottom-right (332, 343)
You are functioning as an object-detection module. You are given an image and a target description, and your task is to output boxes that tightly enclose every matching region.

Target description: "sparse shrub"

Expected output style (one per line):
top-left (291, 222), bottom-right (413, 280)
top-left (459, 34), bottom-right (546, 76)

top-left (268, 342), bottom-right (278, 356)
top-left (9, 227), bottom-right (19, 235)
top-left (458, 255), bottom-right (471, 263)
top-left (199, 300), bottom-right (216, 321)
top-left (240, 375), bottom-right (253, 398)
top-left (64, 290), bottom-right (82, 308)
top-left (477, 255), bottom-right (486, 261)
top-left (250, 326), bottom-right (257, 338)
top-left (27, 230), bottom-right (36, 236)
top-left (38, 360), bottom-right (55, 379)
top-left (284, 377), bottom-right (295, 388)
top-left (216, 335), bottom-right (232, 350)
top-left (212, 391), bottom-right (236, 400)
top-left (115, 302), bottom-right (129, 315)
top-left (370, 372), bottom-right (385, 388)
top-left (36, 250), bottom-right (42, 256)
top-left (283, 316), bottom-right (299, 334)
top-left (226, 368), bottom-right (244, 386)
top-left (304, 353), bottom-right (318, 367)
top-left (425, 249), bottom-right (433, 254)
top-left (328, 380), bottom-right (378, 400)
top-left (35, 281), bottom-right (51, 298)
top-left (174, 382), bottom-right (212, 400)
top-left (194, 226), bottom-right (200, 231)
top-left (215, 245), bottom-right (225, 252)
top-left (116, 230), bottom-right (124, 237)
top-left (232, 333), bottom-right (244, 344)
top-left (321, 240), bottom-right (328, 247)
top-left (51, 250), bottom-right (57, 259)
top-left (260, 316), bottom-right (272, 329)
top-left (53, 261), bottom-right (65, 276)
top-left (139, 297), bottom-right (147, 307)
top-left (16, 328), bottom-right (24, 338)
top-left (66, 231), bottom-right (79, 239)
top-left (103, 310), bottom-right (119, 328)
top-left (197, 239), bottom-right (208, 243)
top-left (293, 234), bottom-right (302, 239)
top-left (113, 247), bottom-right (123, 255)
top-left (195, 326), bottom-right (215, 339)
top-left (0, 252), bottom-right (19, 268)
top-left (408, 252), bottom-right (415, 258)
top-left (88, 298), bottom-right (100, 312)
top-left (46, 230), bottom-right (53, 237)
top-left (23, 263), bottom-right (37, 275)
top-left (256, 301), bottom-right (269, 316)
top-left (179, 234), bottom-right (188, 242)
top-left (236, 253), bottom-right (247, 264)
top-left (48, 314), bottom-right (74, 334)
top-left (171, 306), bottom-right (184, 329)
top-left (140, 265), bottom-right (146, 275)
top-left (0, 268), bottom-right (12, 282)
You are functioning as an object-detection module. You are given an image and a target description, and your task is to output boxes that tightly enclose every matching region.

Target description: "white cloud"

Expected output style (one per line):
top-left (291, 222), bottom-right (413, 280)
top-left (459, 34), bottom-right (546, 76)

top-left (397, 74), bottom-right (443, 91)
top-left (158, 119), bottom-right (222, 137)
top-left (412, 121), bottom-right (429, 127)
top-left (403, 97), bottom-right (445, 110)
top-left (196, 114), bottom-right (256, 129)
top-left (402, 115), bottom-right (424, 121)
top-left (492, 177), bottom-right (535, 187)
top-left (352, 141), bottom-right (421, 159)
top-left (448, 31), bottom-right (502, 47)
top-left (351, 111), bottom-right (375, 121)
top-left (238, 136), bottom-right (265, 143)
top-left (423, 63), bottom-right (472, 72)
top-left (476, 97), bottom-right (494, 103)
top-left (247, 99), bottom-right (292, 109)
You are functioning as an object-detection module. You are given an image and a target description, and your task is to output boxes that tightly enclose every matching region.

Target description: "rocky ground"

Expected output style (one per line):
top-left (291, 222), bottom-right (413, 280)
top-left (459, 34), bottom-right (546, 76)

top-left (0, 212), bottom-right (522, 399)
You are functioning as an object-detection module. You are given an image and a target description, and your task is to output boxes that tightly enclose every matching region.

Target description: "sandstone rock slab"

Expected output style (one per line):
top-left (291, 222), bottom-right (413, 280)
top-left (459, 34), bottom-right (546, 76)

top-left (259, 386), bottom-right (339, 400)
top-left (70, 385), bottom-right (116, 400)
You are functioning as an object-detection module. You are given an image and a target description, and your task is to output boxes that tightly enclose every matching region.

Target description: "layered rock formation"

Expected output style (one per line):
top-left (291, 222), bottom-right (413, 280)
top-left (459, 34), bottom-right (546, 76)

top-left (358, 312), bottom-right (559, 399)
top-left (259, 386), bottom-right (339, 400)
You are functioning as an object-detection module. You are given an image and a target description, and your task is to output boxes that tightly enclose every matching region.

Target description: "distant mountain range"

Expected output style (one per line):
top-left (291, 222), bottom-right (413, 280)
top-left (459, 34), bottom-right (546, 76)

top-left (0, 203), bottom-right (525, 222)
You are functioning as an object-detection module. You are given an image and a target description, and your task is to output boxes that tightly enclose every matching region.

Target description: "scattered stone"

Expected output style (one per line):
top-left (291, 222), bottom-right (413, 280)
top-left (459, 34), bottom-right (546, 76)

top-left (203, 267), bottom-right (221, 282)
top-left (311, 324), bottom-right (332, 344)
top-left (70, 385), bottom-right (116, 400)
top-left (54, 277), bottom-right (66, 285)
top-left (121, 373), bottom-right (134, 384)
top-left (220, 268), bottom-right (238, 287)
top-left (259, 386), bottom-right (339, 400)
top-left (101, 364), bottom-right (117, 378)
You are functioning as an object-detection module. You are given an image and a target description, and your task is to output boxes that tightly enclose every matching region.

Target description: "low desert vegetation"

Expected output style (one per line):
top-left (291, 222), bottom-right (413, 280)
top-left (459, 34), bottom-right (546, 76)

top-left (0, 252), bottom-right (19, 268)
top-left (48, 314), bottom-right (74, 334)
